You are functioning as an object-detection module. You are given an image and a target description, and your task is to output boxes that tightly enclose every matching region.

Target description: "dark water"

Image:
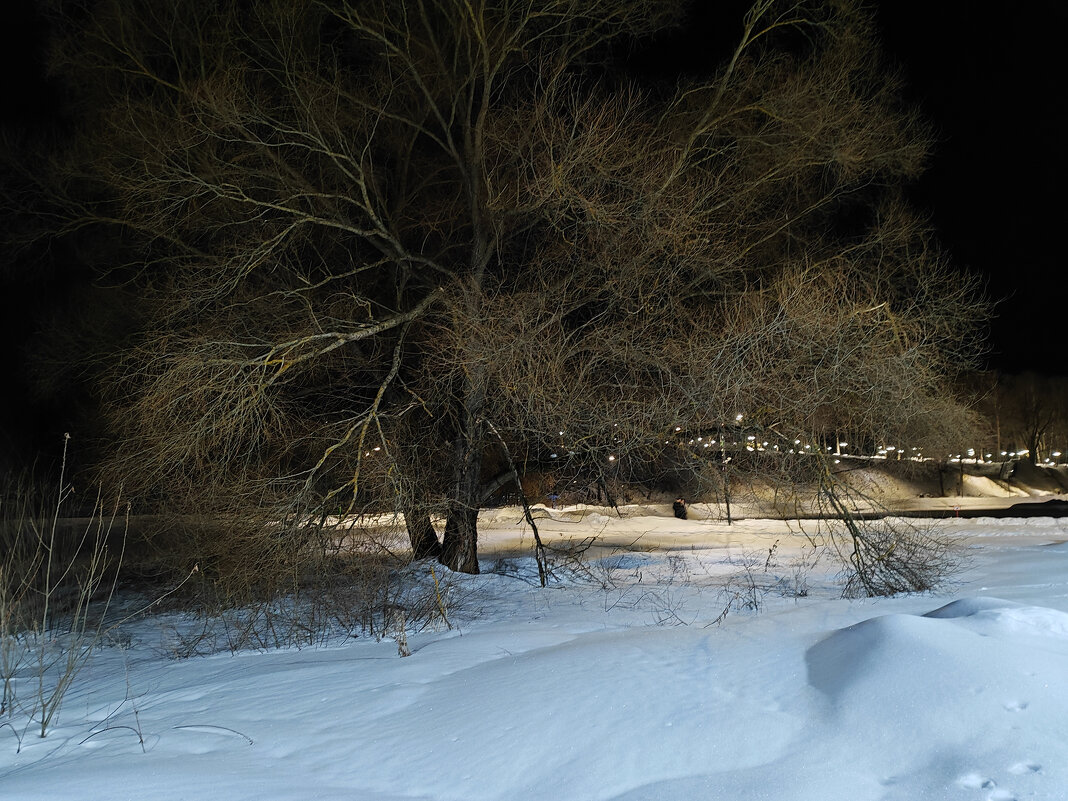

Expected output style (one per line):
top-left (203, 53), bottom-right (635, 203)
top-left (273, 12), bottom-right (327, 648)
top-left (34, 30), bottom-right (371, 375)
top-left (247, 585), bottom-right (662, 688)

top-left (905, 498), bottom-right (1068, 520)
top-left (961, 498), bottom-right (1068, 519)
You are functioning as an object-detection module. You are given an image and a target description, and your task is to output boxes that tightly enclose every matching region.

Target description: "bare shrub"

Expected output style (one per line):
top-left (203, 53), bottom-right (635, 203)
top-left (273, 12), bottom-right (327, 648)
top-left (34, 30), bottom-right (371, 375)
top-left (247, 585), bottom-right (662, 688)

top-left (816, 460), bottom-right (963, 597)
top-left (0, 436), bottom-right (127, 741)
top-left (159, 527), bottom-right (463, 658)
top-left (682, 447), bottom-right (964, 598)
top-left (706, 549), bottom-right (774, 626)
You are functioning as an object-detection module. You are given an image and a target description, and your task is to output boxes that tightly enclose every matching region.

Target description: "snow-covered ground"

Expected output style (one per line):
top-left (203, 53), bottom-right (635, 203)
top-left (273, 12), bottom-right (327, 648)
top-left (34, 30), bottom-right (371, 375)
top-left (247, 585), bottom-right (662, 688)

top-left (3, 507), bottom-right (1068, 801)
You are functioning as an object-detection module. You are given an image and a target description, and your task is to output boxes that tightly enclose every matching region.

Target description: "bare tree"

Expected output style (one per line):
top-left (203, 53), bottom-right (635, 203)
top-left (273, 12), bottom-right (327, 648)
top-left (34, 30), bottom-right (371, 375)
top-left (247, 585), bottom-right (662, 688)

top-left (21, 0), bottom-right (986, 581)
top-left (994, 372), bottom-right (1068, 464)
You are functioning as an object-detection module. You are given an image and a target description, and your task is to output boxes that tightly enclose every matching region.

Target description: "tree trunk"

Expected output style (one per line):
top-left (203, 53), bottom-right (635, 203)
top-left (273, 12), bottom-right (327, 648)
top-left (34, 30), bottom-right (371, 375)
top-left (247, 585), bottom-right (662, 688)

top-left (721, 457), bottom-right (732, 525)
top-left (404, 504), bottom-right (441, 560)
top-left (440, 499), bottom-right (479, 573)
top-left (440, 446), bottom-right (482, 571)
top-left (439, 366), bottom-right (485, 574)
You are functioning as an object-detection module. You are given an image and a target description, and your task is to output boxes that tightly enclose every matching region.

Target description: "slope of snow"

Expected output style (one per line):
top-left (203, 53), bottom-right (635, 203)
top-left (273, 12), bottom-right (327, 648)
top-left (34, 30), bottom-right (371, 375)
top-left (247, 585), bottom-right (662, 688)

top-left (2, 511), bottom-right (1067, 801)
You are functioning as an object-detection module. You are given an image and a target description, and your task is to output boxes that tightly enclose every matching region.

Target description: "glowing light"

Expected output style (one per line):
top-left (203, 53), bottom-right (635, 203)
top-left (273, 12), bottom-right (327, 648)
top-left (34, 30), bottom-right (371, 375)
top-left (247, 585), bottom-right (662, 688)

top-left (608, 455), bottom-right (616, 462)
top-left (736, 414), bottom-right (744, 421)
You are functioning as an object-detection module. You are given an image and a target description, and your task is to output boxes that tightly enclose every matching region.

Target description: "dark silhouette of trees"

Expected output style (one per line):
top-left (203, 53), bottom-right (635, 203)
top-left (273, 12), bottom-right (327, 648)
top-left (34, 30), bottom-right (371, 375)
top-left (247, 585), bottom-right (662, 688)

top-left (22, 0), bottom-right (986, 578)
top-left (991, 373), bottom-right (1068, 464)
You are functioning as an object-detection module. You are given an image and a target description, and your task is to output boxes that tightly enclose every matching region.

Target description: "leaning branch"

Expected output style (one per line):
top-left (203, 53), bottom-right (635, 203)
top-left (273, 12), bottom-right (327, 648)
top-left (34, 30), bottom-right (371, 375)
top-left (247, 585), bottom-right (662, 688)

top-left (213, 290), bottom-right (439, 384)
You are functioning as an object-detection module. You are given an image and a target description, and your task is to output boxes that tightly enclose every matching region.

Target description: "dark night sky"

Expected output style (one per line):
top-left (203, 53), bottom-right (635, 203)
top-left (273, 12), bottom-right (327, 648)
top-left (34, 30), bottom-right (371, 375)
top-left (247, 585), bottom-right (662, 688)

top-left (644, 0), bottom-right (1068, 374)
top-left (1, 1), bottom-right (1065, 461)
top-left (875, 1), bottom-right (1067, 373)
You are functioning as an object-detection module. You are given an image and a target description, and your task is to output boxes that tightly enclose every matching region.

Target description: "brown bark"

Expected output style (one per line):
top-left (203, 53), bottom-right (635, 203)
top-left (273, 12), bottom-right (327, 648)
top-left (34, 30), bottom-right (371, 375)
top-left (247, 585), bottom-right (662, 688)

top-left (440, 502), bottom-right (479, 574)
top-left (439, 362), bottom-right (485, 573)
top-left (404, 504), bottom-right (441, 560)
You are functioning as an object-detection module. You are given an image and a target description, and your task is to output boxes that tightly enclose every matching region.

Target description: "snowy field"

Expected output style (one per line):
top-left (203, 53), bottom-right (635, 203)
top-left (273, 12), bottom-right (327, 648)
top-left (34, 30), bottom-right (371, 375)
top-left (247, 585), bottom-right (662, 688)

top-left (3, 507), bottom-right (1068, 801)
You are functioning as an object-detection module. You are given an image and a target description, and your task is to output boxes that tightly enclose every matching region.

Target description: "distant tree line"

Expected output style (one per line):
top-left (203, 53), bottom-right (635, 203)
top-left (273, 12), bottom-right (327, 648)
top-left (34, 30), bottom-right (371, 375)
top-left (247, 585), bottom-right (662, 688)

top-left (964, 372), bottom-right (1068, 465)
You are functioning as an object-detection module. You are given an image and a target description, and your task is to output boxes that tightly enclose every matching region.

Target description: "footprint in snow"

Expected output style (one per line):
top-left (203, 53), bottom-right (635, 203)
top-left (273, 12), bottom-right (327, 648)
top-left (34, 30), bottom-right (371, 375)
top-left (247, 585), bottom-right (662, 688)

top-left (957, 775), bottom-right (1023, 801)
top-left (1007, 761), bottom-right (1042, 775)
top-left (956, 772), bottom-right (996, 790)
top-left (1003, 699), bottom-right (1029, 712)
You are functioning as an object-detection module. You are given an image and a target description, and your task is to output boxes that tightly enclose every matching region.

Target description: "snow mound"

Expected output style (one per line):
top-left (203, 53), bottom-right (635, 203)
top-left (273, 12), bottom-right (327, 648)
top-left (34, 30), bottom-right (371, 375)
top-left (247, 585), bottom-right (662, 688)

top-left (961, 474), bottom-right (1020, 497)
top-left (841, 466), bottom-right (937, 500)
top-left (925, 597), bottom-right (1068, 637)
top-left (802, 597), bottom-right (1068, 799)
top-left (805, 612), bottom-right (956, 699)
top-left (922, 596), bottom-right (1021, 618)
top-left (808, 598), bottom-right (1068, 698)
